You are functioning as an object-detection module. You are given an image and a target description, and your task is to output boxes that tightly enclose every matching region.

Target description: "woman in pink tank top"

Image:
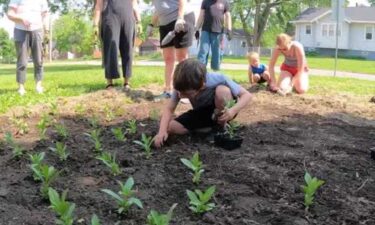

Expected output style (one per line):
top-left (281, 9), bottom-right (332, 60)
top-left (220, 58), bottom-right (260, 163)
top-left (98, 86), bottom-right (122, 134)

top-left (268, 33), bottom-right (309, 95)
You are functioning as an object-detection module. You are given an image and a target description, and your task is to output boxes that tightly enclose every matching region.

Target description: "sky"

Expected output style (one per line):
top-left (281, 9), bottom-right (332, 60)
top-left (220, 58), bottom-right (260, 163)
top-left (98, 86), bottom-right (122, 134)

top-left (0, 0), bottom-right (371, 37)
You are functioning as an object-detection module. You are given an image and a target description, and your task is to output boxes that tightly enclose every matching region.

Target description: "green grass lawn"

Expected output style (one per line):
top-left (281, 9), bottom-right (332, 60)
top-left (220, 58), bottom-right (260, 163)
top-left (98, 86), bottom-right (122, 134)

top-left (0, 63), bottom-right (374, 114)
top-left (222, 56), bottom-right (375, 75)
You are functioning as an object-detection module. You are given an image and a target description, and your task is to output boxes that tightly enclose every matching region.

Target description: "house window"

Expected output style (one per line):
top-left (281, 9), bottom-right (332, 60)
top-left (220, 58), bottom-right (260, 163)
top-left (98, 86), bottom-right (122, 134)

top-left (322, 23), bottom-right (341, 37)
top-left (305, 25), bottom-right (311, 35)
top-left (322, 24), bottom-right (328, 37)
top-left (365, 26), bottom-right (373, 40)
top-left (241, 41), bottom-right (247, 48)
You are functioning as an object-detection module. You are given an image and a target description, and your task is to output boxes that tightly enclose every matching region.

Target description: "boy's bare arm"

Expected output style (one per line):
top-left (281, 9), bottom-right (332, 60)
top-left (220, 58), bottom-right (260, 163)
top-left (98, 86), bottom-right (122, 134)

top-left (154, 99), bottom-right (179, 147)
top-left (218, 87), bottom-right (252, 123)
top-left (248, 69), bottom-right (254, 84)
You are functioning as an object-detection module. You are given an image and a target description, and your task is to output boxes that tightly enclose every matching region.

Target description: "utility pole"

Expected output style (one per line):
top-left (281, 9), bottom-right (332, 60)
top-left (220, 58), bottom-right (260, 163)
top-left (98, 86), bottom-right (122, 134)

top-left (334, 0), bottom-right (339, 77)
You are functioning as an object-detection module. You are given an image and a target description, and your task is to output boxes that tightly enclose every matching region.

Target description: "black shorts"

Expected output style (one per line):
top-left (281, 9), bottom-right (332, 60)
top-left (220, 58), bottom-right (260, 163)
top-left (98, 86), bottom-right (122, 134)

top-left (175, 105), bottom-right (217, 131)
top-left (159, 12), bottom-right (195, 49)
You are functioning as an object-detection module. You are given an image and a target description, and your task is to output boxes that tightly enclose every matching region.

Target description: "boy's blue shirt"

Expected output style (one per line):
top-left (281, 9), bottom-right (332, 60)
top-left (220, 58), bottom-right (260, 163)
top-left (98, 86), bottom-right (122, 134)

top-left (250, 63), bottom-right (266, 74)
top-left (171, 72), bottom-right (241, 101)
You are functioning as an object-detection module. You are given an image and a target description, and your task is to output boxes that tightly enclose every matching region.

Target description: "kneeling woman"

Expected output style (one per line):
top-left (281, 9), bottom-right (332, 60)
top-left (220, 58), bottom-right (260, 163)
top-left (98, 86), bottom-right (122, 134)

top-left (269, 33), bottom-right (309, 94)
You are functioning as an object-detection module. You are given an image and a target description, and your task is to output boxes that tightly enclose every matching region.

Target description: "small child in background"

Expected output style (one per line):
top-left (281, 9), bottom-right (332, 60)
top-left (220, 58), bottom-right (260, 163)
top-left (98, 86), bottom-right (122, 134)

top-left (247, 52), bottom-right (271, 88)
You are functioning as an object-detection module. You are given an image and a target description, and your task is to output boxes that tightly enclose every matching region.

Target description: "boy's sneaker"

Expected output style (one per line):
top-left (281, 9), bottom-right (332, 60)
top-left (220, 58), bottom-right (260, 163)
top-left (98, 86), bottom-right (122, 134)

top-left (18, 88), bottom-right (26, 96)
top-left (36, 85), bottom-right (44, 94)
top-left (157, 91), bottom-right (172, 99)
top-left (123, 83), bottom-right (131, 92)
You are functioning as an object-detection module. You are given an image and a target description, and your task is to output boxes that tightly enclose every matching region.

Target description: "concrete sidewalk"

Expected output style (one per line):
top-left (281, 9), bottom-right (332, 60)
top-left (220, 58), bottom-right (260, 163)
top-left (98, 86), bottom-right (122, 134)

top-left (51, 60), bottom-right (375, 81)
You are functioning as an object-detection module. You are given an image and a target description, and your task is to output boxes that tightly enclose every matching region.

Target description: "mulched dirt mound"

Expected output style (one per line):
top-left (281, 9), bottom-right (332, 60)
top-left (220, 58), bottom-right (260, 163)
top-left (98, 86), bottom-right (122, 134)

top-left (0, 87), bottom-right (374, 225)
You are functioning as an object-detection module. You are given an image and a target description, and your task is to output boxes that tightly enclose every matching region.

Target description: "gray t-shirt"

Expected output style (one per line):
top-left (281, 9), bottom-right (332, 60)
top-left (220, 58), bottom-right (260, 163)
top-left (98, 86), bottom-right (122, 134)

top-left (9, 0), bottom-right (48, 31)
top-left (172, 72), bottom-right (241, 108)
top-left (152, 0), bottom-right (193, 26)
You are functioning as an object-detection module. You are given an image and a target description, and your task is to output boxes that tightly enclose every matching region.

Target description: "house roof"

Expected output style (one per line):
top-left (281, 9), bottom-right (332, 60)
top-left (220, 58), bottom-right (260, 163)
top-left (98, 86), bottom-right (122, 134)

top-left (291, 7), bottom-right (375, 23)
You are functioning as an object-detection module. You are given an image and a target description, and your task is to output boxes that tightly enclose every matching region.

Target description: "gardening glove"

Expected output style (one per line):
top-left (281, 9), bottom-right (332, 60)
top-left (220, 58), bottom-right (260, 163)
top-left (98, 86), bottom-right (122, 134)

top-left (174, 18), bottom-right (185, 33)
top-left (225, 28), bottom-right (233, 41)
top-left (136, 23), bottom-right (143, 37)
top-left (194, 30), bottom-right (200, 40)
top-left (146, 24), bottom-right (154, 38)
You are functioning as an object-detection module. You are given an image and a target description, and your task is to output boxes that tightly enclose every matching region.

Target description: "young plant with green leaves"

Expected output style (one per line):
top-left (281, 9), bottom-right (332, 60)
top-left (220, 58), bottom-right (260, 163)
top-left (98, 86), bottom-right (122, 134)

top-left (180, 152), bottom-right (204, 184)
top-left (301, 172), bottom-right (325, 211)
top-left (49, 102), bottom-right (58, 116)
top-left (104, 104), bottom-right (115, 122)
top-left (32, 164), bottom-right (59, 198)
top-left (74, 103), bottom-right (86, 116)
top-left (111, 127), bottom-right (127, 142)
top-left (37, 114), bottom-right (52, 140)
top-left (186, 186), bottom-right (216, 214)
top-left (49, 142), bottom-right (69, 161)
top-left (48, 188), bottom-right (75, 225)
top-left (5, 131), bottom-right (24, 158)
top-left (224, 121), bottom-right (241, 138)
top-left (133, 133), bottom-right (154, 159)
top-left (101, 177), bottom-right (143, 214)
top-left (147, 203), bottom-right (177, 225)
top-left (85, 129), bottom-right (102, 152)
top-left (91, 214), bottom-right (101, 225)
top-left (126, 119), bottom-right (137, 135)
top-left (29, 152), bottom-right (45, 181)
top-left (96, 152), bottom-right (121, 176)
top-left (224, 99), bottom-right (236, 109)
top-left (11, 116), bottom-right (29, 135)
top-left (54, 123), bottom-right (69, 139)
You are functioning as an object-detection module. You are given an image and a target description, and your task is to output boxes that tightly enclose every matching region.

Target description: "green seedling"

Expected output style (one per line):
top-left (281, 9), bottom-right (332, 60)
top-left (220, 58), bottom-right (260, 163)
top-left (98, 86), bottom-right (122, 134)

top-left (85, 129), bottom-right (102, 152)
top-left (147, 203), bottom-right (177, 225)
top-left (224, 99), bottom-right (236, 109)
top-left (48, 188), bottom-right (75, 225)
top-left (224, 121), bottom-right (241, 138)
top-left (133, 133), bottom-right (154, 159)
top-left (49, 142), bottom-right (69, 161)
top-left (32, 164), bottom-right (59, 198)
top-left (104, 104), bottom-right (115, 122)
top-left (126, 119), bottom-right (137, 135)
top-left (149, 108), bottom-right (160, 121)
top-left (54, 123), bottom-right (69, 139)
top-left (186, 186), bottom-right (216, 214)
top-left (5, 131), bottom-right (24, 158)
top-left (301, 172), bottom-right (325, 211)
top-left (88, 116), bottom-right (99, 128)
top-left (74, 103), bottom-right (86, 115)
top-left (180, 152), bottom-right (204, 184)
top-left (111, 127), bottom-right (127, 142)
top-left (29, 152), bottom-right (45, 181)
top-left (101, 177), bottom-right (143, 214)
top-left (37, 114), bottom-right (52, 140)
top-left (21, 107), bottom-right (32, 118)
top-left (91, 214), bottom-right (100, 225)
top-left (49, 102), bottom-right (58, 116)
top-left (96, 152), bottom-right (121, 176)
top-left (11, 116), bottom-right (29, 135)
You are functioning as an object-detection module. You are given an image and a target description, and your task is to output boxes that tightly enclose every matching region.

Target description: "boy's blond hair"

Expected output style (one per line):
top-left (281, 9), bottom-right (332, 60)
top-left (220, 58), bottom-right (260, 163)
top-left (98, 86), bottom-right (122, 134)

top-left (276, 33), bottom-right (292, 46)
top-left (246, 51), bottom-right (259, 61)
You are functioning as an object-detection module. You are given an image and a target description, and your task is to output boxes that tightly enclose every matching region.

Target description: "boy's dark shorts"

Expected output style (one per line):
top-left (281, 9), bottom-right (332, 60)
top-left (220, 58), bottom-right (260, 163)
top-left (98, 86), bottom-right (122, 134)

top-left (175, 105), bottom-right (216, 131)
top-left (159, 12), bottom-right (195, 49)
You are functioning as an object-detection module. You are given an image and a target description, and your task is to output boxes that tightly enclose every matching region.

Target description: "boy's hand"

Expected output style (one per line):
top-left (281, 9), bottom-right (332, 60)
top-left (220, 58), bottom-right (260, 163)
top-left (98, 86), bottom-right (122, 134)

top-left (218, 108), bottom-right (236, 125)
top-left (154, 132), bottom-right (168, 148)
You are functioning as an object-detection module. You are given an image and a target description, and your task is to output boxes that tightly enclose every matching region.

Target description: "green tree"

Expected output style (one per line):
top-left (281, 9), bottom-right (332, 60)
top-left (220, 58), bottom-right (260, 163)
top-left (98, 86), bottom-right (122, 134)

top-left (0, 28), bottom-right (16, 63)
top-left (230, 0), bottom-right (330, 47)
top-left (53, 11), bottom-right (94, 56)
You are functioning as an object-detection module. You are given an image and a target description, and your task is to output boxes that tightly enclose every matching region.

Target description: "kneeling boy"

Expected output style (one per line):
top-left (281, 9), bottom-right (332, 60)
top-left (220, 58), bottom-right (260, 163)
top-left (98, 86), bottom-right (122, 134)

top-left (154, 59), bottom-right (252, 148)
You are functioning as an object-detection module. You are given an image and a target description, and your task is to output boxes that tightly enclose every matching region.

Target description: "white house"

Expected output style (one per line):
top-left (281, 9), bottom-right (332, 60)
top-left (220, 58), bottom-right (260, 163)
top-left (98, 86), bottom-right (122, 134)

top-left (290, 0), bottom-right (375, 59)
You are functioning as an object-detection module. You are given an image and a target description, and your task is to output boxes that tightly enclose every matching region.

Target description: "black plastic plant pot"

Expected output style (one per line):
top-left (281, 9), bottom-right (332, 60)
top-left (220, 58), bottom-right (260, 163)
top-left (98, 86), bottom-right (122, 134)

top-left (371, 150), bottom-right (375, 160)
top-left (214, 133), bottom-right (243, 150)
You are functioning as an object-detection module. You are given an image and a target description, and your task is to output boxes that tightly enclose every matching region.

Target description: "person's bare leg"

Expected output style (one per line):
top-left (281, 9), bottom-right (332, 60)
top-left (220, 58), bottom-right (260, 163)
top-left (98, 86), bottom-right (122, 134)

top-left (162, 47), bottom-right (175, 93)
top-left (168, 120), bottom-right (189, 134)
top-left (293, 72), bottom-right (309, 94)
top-left (175, 47), bottom-right (188, 63)
top-left (278, 71), bottom-right (293, 94)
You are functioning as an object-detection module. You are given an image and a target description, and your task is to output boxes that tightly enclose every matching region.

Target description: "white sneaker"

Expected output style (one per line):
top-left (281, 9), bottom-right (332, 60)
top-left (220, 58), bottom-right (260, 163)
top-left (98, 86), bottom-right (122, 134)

top-left (36, 85), bottom-right (44, 94)
top-left (18, 88), bottom-right (26, 96)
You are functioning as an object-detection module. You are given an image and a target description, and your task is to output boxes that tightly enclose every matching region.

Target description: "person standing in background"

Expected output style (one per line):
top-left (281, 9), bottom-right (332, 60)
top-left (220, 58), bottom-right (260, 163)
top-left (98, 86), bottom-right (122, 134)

top-left (93, 0), bottom-right (142, 90)
top-left (7, 0), bottom-right (49, 96)
top-left (195, 0), bottom-right (232, 71)
top-left (146, 0), bottom-right (195, 99)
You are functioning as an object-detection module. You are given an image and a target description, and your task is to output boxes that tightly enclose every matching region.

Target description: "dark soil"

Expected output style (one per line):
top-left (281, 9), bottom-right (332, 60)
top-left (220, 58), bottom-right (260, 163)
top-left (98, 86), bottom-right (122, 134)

top-left (0, 88), bottom-right (374, 225)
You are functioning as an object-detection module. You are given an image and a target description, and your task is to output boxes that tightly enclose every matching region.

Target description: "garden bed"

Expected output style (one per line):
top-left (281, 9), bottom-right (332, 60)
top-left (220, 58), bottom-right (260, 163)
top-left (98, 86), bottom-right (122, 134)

top-left (0, 88), bottom-right (374, 225)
